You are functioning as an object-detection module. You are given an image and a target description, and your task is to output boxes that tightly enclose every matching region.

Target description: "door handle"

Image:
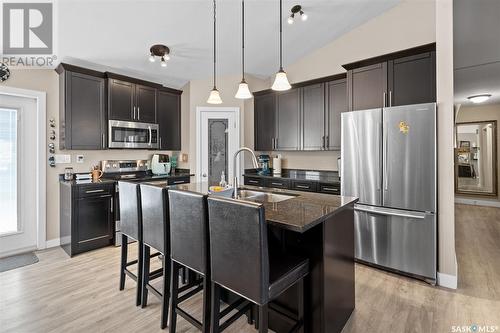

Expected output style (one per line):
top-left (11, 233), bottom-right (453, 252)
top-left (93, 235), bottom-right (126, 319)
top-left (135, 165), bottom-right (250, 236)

top-left (355, 204), bottom-right (427, 219)
top-left (376, 123), bottom-right (381, 191)
top-left (383, 122), bottom-right (388, 191)
top-left (202, 173), bottom-right (207, 177)
top-left (148, 126), bottom-right (152, 146)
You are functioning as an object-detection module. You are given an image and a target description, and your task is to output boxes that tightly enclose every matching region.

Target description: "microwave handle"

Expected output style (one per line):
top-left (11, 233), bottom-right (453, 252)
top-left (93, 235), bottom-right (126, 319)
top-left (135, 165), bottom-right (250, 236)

top-left (148, 126), bottom-right (152, 146)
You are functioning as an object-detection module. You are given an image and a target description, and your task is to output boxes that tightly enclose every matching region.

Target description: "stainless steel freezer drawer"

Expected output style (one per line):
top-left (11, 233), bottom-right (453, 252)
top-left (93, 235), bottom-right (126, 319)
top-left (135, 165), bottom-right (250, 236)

top-left (354, 204), bottom-right (436, 281)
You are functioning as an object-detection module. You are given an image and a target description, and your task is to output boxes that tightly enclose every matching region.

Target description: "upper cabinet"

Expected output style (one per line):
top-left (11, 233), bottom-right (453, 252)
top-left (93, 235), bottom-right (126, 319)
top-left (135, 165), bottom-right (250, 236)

top-left (326, 79), bottom-right (347, 150)
top-left (107, 73), bottom-right (159, 123)
top-left (157, 89), bottom-right (182, 151)
top-left (254, 92), bottom-right (277, 151)
top-left (302, 83), bottom-right (326, 150)
top-left (57, 64), bottom-right (106, 150)
top-left (276, 88), bottom-right (301, 151)
top-left (344, 43), bottom-right (436, 111)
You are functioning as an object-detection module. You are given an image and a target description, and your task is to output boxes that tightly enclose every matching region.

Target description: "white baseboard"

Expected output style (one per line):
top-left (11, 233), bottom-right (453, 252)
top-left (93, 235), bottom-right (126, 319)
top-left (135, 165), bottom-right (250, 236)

top-left (0, 245), bottom-right (37, 259)
top-left (455, 197), bottom-right (500, 208)
top-left (45, 238), bottom-right (61, 248)
top-left (437, 272), bottom-right (457, 289)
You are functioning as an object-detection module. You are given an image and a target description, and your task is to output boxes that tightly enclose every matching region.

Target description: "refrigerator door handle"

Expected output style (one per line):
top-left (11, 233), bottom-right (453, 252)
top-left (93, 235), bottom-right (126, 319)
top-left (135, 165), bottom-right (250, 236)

top-left (383, 121), bottom-right (388, 191)
top-left (355, 204), bottom-right (427, 219)
top-left (377, 123), bottom-right (381, 191)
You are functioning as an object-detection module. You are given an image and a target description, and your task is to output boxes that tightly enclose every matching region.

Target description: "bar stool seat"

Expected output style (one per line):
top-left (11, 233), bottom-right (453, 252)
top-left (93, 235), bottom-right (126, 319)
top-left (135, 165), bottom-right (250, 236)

top-left (269, 252), bottom-right (308, 301)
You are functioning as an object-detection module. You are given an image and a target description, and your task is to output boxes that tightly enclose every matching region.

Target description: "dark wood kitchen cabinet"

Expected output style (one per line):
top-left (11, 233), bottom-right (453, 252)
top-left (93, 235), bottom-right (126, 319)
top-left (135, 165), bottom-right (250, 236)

top-left (326, 79), bottom-right (347, 150)
top-left (107, 73), bottom-right (158, 123)
top-left (302, 83), bottom-right (325, 150)
top-left (157, 89), bottom-right (182, 150)
top-left (254, 92), bottom-right (277, 151)
top-left (57, 63), bottom-right (106, 150)
top-left (60, 182), bottom-right (114, 257)
top-left (344, 44), bottom-right (436, 111)
top-left (276, 88), bottom-right (300, 150)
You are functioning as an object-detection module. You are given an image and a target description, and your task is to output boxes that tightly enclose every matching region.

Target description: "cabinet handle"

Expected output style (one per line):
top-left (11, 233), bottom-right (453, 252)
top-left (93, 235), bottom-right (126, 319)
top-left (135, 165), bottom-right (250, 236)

top-left (322, 187), bottom-right (339, 192)
top-left (159, 137), bottom-right (162, 149)
top-left (296, 185), bottom-right (310, 189)
top-left (110, 197), bottom-right (113, 213)
top-left (383, 92), bottom-right (387, 108)
top-left (172, 180), bottom-right (186, 184)
top-left (275, 138), bottom-right (278, 149)
top-left (389, 91), bottom-right (392, 107)
top-left (133, 106), bottom-right (136, 119)
top-left (326, 135), bottom-right (329, 149)
top-left (248, 180), bottom-right (259, 184)
top-left (271, 182), bottom-right (283, 186)
top-left (102, 133), bottom-right (105, 148)
top-left (137, 107), bottom-right (140, 120)
top-left (86, 189), bottom-right (105, 193)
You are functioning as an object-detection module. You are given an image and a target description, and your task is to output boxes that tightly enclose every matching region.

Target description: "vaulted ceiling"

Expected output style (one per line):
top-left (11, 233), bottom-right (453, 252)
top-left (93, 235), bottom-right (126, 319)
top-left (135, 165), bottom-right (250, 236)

top-left (57, 0), bottom-right (401, 88)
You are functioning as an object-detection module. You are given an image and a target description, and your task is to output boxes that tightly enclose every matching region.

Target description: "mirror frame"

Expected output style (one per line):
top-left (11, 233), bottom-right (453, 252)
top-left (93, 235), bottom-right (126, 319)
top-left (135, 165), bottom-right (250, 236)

top-left (455, 120), bottom-right (498, 197)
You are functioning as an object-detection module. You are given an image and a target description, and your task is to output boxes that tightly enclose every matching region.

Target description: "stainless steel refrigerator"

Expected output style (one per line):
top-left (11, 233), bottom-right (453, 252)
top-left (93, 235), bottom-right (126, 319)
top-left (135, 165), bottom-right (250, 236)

top-left (341, 103), bottom-right (437, 283)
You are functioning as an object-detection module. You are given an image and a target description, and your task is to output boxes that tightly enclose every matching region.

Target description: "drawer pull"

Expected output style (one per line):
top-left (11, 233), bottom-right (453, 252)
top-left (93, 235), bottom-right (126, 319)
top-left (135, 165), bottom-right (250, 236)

top-left (85, 189), bottom-right (105, 193)
top-left (271, 182), bottom-right (284, 186)
top-left (296, 185), bottom-right (310, 189)
top-left (323, 187), bottom-right (339, 192)
top-left (172, 180), bottom-right (185, 184)
top-left (248, 180), bottom-right (259, 184)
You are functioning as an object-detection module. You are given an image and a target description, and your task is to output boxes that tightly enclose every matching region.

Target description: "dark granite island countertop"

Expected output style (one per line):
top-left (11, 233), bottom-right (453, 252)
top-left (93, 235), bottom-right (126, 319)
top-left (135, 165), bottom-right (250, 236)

top-left (160, 182), bottom-right (357, 233)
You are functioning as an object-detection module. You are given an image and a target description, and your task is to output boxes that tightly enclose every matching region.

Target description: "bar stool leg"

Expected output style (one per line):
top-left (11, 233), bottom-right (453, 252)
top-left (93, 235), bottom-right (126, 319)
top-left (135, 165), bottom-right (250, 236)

top-left (258, 304), bottom-right (268, 333)
top-left (297, 279), bottom-right (304, 333)
top-left (169, 261), bottom-right (180, 333)
top-left (161, 255), bottom-right (171, 329)
top-left (136, 241), bottom-right (144, 307)
top-left (119, 234), bottom-right (128, 290)
top-left (201, 276), bottom-right (211, 333)
top-left (141, 244), bottom-right (150, 308)
top-left (210, 283), bottom-right (221, 333)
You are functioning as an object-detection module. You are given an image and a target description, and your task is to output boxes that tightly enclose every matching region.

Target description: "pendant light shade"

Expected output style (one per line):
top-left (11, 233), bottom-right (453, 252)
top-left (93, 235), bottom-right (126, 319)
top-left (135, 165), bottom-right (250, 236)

top-left (235, 0), bottom-right (253, 99)
top-left (207, 0), bottom-right (223, 104)
top-left (207, 88), bottom-right (223, 104)
top-left (272, 0), bottom-right (291, 91)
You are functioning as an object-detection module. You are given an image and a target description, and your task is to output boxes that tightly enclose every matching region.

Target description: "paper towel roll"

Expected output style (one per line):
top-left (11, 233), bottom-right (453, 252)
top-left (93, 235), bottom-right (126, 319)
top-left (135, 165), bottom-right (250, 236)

top-left (273, 155), bottom-right (282, 175)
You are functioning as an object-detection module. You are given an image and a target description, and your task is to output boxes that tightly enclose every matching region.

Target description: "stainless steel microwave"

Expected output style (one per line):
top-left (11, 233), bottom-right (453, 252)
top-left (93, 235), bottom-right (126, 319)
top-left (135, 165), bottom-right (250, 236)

top-left (108, 120), bottom-right (159, 149)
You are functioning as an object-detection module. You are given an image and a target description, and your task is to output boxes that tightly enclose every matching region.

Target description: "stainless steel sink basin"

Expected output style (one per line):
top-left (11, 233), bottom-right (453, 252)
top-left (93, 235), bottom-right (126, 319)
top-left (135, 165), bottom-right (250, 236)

top-left (237, 189), bottom-right (296, 203)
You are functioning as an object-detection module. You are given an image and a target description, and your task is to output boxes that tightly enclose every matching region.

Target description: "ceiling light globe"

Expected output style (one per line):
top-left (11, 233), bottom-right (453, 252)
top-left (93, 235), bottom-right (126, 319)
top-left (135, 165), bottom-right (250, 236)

top-left (148, 55), bottom-right (156, 62)
top-left (301, 13), bottom-right (308, 21)
top-left (468, 94), bottom-right (491, 104)
top-left (164, 54), bottom-right (170, 61)
top-left (207, 88), bottom-right (223, 104)
top-left (271, 70), bottom-right (292, 91)
top-left (287, 16), bottom-right (294, 24)
top-left (235, 81), bottom-right (253, 99)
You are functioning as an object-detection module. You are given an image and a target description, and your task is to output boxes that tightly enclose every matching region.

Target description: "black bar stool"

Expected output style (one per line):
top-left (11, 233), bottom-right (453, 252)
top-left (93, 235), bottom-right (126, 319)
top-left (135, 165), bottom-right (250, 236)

top-left (118, 181), bottom-right (145, 306)
top-left (168, 189), bottom-right (251, 333)
top-left (139, 184), bottom-right (171, 329)
top-left (207, 196), bottom-right (309, 333)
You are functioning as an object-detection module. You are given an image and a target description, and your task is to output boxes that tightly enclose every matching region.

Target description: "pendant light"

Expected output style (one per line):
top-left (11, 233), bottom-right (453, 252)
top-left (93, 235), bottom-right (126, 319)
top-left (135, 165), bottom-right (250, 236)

top-left (235, 0), bottom-right (253, 99)
top-left (207, 0), bottom-right (223, 104)
top-left (271, 0), bottom-right (291, 91)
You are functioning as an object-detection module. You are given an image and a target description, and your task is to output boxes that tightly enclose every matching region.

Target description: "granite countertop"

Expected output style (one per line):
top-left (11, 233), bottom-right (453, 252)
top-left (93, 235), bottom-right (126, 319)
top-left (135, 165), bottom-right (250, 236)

top-left (145, 181), bottom-right (357, 233)
top-left (243, 169), bottom-right (340, 184)
top-left (60, 172), bottom-right (194, 186)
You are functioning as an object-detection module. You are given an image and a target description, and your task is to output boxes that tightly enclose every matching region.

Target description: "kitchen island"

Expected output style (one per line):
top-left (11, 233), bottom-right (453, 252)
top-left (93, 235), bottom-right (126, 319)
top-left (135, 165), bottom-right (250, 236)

top-left (143, 181), bottom-right (358, 333)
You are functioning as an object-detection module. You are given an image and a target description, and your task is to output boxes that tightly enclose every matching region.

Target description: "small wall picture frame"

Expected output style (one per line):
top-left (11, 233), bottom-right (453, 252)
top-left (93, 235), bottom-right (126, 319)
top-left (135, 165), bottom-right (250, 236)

top-left (459, 141), bottom-right (470, 148)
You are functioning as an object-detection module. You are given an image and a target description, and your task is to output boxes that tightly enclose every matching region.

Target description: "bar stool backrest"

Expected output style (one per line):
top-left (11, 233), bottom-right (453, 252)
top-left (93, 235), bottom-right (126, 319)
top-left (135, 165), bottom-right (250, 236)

top-left (140, 184), bottom-right (169, 254)
top-left (118, 181), bottom-right (141, 241)
top-left (168, 189), bottom-right (209, 275)
top-left (207, 196), bottom-right (269, 305)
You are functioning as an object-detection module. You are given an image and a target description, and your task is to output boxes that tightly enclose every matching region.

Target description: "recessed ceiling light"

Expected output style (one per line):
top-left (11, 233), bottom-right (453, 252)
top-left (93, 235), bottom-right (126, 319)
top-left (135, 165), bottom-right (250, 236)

top-left (467, 94), bottom-right (492, 104)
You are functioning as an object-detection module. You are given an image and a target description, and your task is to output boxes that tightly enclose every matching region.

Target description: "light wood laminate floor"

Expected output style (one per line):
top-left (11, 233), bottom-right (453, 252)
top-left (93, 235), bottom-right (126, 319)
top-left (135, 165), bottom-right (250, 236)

top-left (1, 204), bottom-right (499, 333)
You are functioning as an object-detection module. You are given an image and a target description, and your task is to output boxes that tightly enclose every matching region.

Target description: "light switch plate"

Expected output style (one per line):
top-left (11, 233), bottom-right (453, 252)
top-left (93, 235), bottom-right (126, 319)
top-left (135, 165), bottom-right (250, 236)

top-left (181, 153), bottom-right (188, 162)
top-left (76, 155), bottom-right (84, 163)
top-left (54, 154), bottom-right (71, 164)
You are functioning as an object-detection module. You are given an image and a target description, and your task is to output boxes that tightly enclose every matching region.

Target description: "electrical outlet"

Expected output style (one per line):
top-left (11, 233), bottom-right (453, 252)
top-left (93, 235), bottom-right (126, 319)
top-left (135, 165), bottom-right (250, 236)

top-left (54, 154), bottom-right (71, 164)
top-left (76, 155), bottom-right (84, 163)
top-left (181, 153), bottom-right (188, 163)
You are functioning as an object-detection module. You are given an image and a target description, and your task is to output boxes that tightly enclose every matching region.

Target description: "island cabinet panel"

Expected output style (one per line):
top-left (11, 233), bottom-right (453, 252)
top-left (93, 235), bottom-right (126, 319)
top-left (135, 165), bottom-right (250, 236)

top-left (387, 52), bottom-right (436, 107)
top-left (108, 79), bottom-right (135, 121)
top-left (157, 90), bottom-right (181, 150)
top-left (58, 68), bottom-right (106, 150)
top-left (347, 62), bottom-right (387, 111)
top-left (302, 83), bottom-right (326, 150)
top-left (254, 92), bottom-right (277, 151)
top-left (134, 84), bottom-right (157, 123)
top-left (326, 79), bottom-right (347, 150)
top-left (276, 88), bottom-right (301, 150)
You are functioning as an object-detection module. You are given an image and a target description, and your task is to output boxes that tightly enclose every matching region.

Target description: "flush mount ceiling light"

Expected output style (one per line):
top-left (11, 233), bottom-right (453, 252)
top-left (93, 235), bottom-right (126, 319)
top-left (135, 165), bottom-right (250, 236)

top-left (287, 5), bottom-right (307, 24)
top-left (148, 44), bottom-right (170, 68)
top-left (207, 0), bottom-right (223, 104)
top-left (272, 0), bottom-right (292, 91)
top-left (467, 94), bottom-right (492, 104)
top-left (235, 0), bottom-right (253, 99)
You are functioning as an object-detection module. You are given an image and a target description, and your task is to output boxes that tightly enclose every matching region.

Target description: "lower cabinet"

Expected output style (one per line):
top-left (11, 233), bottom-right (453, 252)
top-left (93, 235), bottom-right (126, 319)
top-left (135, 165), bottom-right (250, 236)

top-left (243, 175), bottom-right (339, 195)
top-left (60, 183), bottom-right (115, 257)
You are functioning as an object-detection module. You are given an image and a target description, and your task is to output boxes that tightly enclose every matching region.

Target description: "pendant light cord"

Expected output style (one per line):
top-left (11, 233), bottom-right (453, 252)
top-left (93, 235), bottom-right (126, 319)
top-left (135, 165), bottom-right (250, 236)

top-left (242, 0), bottom-right (245, 80)
top-left (213, 0), bottom-right (217, 89)
top-left (279, 0), bottom-right (283, 71)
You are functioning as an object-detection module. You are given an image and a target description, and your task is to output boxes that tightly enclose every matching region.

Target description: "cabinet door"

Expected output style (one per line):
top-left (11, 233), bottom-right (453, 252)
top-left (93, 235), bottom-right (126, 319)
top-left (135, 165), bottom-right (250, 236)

top-left (157, 90), bottom-right (181, 150)
top-left (276, 89), bottom-right (300, 150)
top-left (135, 84), bottom-right (157, 123)
top-left (347, 62), bottom-right (387, 111)
top-left (109, 79), bottom-right (134, 121)
top-left (76, 195), bottom-right (113, 246)
top-left (388, 52), bottom-right (436, 106)
top-left (326, 79), bottom-right (347, 150)
top-left (66, 72), bottom-right (106, 149)
top-left (254, 93), bottom-right (276, 151)
top-left (302, 83), bottom-right (325, 150)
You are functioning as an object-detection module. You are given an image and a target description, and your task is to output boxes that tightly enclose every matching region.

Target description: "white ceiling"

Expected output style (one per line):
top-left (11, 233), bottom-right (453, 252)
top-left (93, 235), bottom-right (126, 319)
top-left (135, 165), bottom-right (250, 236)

top-left (454, 0), bottom-right (500, 105)
top-left (57, 0), bottom-right (401, 88)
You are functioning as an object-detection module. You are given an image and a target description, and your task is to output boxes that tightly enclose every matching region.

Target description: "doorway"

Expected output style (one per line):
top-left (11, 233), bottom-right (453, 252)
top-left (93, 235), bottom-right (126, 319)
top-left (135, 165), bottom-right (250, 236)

top-left (0, 88), bottom-right (46, 257)
top-left (196, 107), bottom-right (240, 185)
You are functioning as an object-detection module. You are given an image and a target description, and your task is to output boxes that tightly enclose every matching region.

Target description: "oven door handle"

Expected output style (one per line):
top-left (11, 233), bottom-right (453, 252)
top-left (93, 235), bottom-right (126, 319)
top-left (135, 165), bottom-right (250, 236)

top-left (148, 126), bottom-right (152, 146)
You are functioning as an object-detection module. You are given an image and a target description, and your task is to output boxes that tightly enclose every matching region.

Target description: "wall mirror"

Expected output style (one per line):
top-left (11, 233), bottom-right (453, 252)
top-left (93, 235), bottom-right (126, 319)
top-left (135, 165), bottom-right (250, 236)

top-left (455, 121), bottom-right (497, 196)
